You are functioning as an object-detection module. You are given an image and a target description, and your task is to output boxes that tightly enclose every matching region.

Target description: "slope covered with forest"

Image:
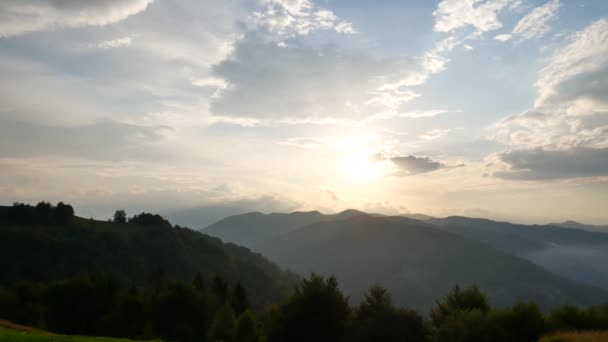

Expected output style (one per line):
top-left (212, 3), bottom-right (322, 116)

top-left (0, 203), bottom-right (297, 308)
top-left (256, 214), bottom-right (608, 311)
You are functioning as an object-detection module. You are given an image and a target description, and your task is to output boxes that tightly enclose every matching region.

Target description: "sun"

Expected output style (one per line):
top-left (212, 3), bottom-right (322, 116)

top-left (339, 153), bottom-right (384, 181)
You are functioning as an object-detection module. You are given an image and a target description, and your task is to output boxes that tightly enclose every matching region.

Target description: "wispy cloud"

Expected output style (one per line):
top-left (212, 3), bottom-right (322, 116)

top-left (495, 0), bottom-right (561, 42)
top-left (433, 0), bottom-right (514, 34)
top-left (88, 36), bottom-right (134, 49)
top-left (251, 0), bottom-right (355, 39)
top-left (0, 0), bottom-right (153, 37)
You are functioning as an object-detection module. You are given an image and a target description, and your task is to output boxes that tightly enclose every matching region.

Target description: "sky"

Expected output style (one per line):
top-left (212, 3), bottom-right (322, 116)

top-left (1, 0), bottom-right (608, 225)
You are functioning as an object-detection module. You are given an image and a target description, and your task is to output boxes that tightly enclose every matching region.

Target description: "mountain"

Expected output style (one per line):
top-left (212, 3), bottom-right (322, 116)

top-left (429, 216), bottom-right (608, 290)
top-left (549, 220), bottom-right (608, 233)
top-left (202, 209), bottom-right (366, 248)
top-left (0, 204), bottom-right (297, 308)
top-left (256, 214), bottom-right (608, 311)
top-left (400, 213), bottom-right (435, 221)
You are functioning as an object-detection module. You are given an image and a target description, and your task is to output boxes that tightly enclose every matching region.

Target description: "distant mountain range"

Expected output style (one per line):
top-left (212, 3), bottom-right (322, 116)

top-left (190, 210), bottom-right (608, 310)
top-left (428, 217), bottom-right (608, 290)
top-left (549, 220), bottom-right (608, 233)
top-left (203, 209), bottom-right (366, 248)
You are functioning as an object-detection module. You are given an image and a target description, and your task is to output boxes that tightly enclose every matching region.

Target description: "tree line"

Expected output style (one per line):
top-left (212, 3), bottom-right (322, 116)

top-left (1, 273), bottom-right (608, 342)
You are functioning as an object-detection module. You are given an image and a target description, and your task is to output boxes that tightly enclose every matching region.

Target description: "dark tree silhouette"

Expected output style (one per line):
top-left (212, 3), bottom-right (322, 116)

top-left (113, 210), bottom-right (127, 224)
top-left (231, 282), bottom-right (250, 315)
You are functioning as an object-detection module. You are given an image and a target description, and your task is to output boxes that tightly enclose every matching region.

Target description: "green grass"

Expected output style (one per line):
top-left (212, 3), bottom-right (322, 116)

top-left (0, 326), bottom-right (157, 342)
top-left (540, 331), bottom-right (608, 342)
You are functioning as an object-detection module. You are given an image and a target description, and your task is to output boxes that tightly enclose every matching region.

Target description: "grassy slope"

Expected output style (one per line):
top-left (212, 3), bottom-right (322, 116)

top-left (0, 327), bottom-right (156, 342)
top-left (541, 331), bottom-right (608, 342)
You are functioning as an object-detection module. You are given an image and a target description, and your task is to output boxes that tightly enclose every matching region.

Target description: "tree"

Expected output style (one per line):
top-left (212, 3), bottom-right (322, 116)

top-left (264, 274), bottom-right (350, 342)
top-left (153, 282), bottom-right (209, 342)
top-left (493, 302), bottom-right (544, 342)
top-left (234, 310), bottom-right (259, 342)
top-left (431, 285), bottom-right (490, 328)
top-left (432, 308), bottom-right (499, 342)
top-left (192, 272), bottom-right (205, 292)
top-left (113, 210), bottom-right (127, 224)
top-left (231, 282), bottom-right (250, 315)
top-left (208, 304), bottom-right (236, 342)
top-left (213, 276), bottom-right (229, 304)
top-left (54, 202), bottom-right (75, 223)
top-left (351, 285), bottom-right (427, 342)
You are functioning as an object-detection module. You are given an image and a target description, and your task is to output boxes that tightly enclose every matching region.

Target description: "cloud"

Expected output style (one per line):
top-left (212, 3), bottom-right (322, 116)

top-left (0, 119), bottom-right (170, 161)
top-left (390, 155), bottom-right (446, 175)
top-left (421, 128), bottom-right (452, 141)
top-left (324, 190), bottom-right (339, 201)
top-left (491, 19), bottom-right (608, 152)
top-left (251, 0), bottom-right (355, 39)
top-left (494, 147), bottom-right (608, 180)
top-left (433, 0), bottom-right (514, 34)
top-left (191, 77), bottom-right (228, 89)
top-left (497, 0), bottom-right (561, 43)
top-left (536, 19), bottom-right (608, 109)
top-left (88, 36), bottom-right (134, 49)
top-left (0, 0), bottom-right (153, 37)
top-left (495, 34), bottom-right (512, 41)
top-left (210, 36), bottom-right (422, 121)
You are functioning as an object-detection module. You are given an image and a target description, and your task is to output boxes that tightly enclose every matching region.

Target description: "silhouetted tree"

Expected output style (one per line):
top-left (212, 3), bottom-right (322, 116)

top-left (54, 202), bottom-right (75, 223)
top-left (264, 274), bottom-right (350, 342)
top-left (234, 310), bottom-right (259, 342)
top-left (208, 303), bottom-right (236, 342)
top-left (231, 282), bottom-right (250, 315)
top-left (431, 285), bottom-right (490, 328)
top-left (492, 302), bottom-right (544, 342)
top-left (113, 210), bottom-right (127, 224)
top-left (213, 276), bottom-right (229, 304)
top-left (350, 285), bottom-right (427, 342)
top-left (193, 272), bottom-right (205, 292)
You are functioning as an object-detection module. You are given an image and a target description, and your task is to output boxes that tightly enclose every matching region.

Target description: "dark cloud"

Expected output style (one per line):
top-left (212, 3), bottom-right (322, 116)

top-left (0, 119), bottom-right (170, 161)
top-left (390, 155), bottom-right (445, 175)
top-left (494, 147), bottom-right (608, 180)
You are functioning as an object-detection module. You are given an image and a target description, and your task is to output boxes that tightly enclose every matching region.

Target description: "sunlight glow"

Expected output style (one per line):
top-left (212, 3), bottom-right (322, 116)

top-left (339, 154), bottom-right (384, 181)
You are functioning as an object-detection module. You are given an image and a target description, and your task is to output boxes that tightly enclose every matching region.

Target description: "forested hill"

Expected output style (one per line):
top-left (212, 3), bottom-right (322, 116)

top-left (0, 202), bottom-right (298, 308)
top-left (257, 214), bottom-right (608, 311)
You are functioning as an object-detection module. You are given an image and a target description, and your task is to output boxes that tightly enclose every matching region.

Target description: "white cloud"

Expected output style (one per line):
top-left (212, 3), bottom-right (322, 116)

top-left (251, 0), bottom-right (355, 39)
top-left (421, 128), bottom-right (452, 141)
top-left (491, 19), bottom-right (608, 180)
top-left (191, 77), bottom-right (228, 89)
top-left (89, 36), bottom-right (134, 49)
top-left (498, 0), bottom-right (561, 43)
top-left (495, 34), bottom-right (512, 41)
top-left (536, 19), bottom-right (608, 108)
top-left (0, 0), bottom-right (153, 37)
top-left (433, 0), bottom-right (514, 34)
top-left (492, 19), bottom-right (608, 151)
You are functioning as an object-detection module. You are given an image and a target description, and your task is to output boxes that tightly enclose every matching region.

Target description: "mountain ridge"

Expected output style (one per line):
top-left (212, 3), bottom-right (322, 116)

top-left (255, 214), bottom-right (608, 311)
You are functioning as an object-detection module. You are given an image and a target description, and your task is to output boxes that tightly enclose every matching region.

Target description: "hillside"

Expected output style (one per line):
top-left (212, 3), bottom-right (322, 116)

top-left (0, 325), bottom-right (152, 342)
top-left (549, 220), bottom-right (608, 233)
top-left (0, 204), bottom-right (297, 308)
top-left (429, 216), bottom-right (608, 290)
top-left (202, 209), bottom-right (366, 248)
top-left (257, 215), bottom-right (608, 311)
